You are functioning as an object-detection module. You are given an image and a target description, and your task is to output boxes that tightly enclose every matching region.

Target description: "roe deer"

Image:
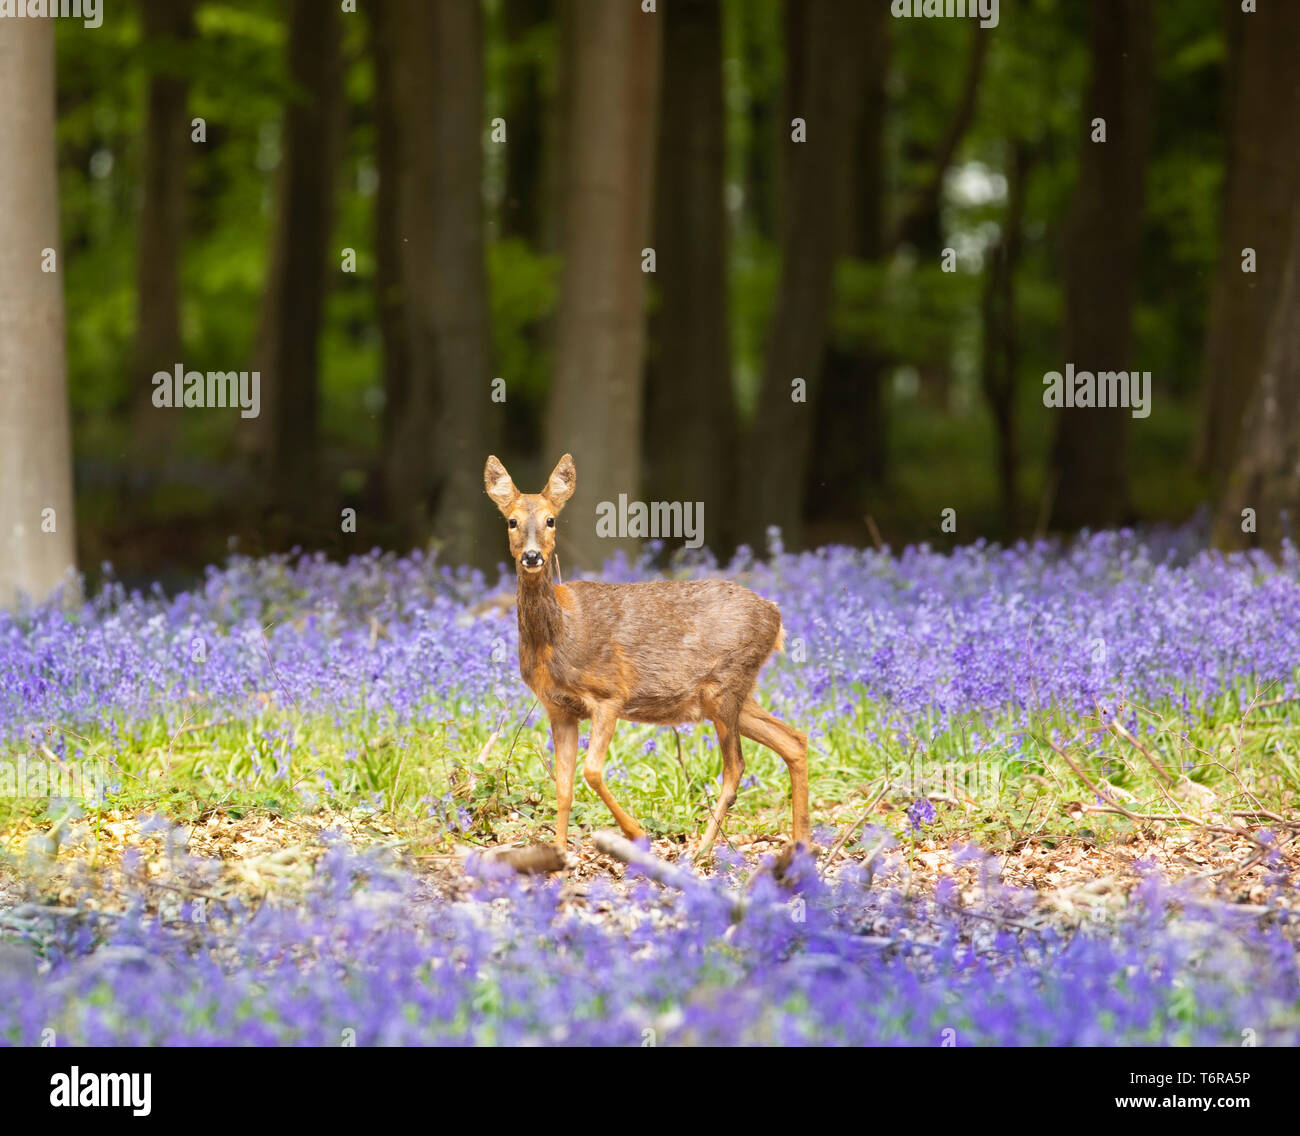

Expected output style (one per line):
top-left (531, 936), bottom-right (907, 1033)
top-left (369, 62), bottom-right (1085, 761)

top-left (484, 453), bottom-right (810, 858)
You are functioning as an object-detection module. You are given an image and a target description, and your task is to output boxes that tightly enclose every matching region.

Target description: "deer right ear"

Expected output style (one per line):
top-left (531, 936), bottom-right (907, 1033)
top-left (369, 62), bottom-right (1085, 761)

top-left (484, 455), bottom-right (519, 514)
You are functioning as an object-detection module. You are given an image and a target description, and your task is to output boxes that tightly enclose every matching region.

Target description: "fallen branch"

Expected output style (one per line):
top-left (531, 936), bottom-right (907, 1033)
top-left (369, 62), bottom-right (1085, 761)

top-left (820, 779), bottom-right (888, 877)
top-left (592, 830), bottom-right (745, 921)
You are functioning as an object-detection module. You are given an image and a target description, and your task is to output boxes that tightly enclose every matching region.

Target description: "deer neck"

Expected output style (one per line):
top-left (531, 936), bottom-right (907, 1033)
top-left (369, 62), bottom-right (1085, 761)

top-left (516, 560), bottom-right (565, 657)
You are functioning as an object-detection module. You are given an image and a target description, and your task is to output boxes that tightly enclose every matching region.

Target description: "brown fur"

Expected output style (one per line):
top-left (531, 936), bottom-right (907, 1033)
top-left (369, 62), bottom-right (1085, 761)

top-left (484, 454), bottom-right (810, 856)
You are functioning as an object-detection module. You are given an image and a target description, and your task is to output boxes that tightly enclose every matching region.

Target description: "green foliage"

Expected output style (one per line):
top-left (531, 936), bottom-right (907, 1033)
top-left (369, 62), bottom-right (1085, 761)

top-left (48, 0), bottom-right (1240, 562)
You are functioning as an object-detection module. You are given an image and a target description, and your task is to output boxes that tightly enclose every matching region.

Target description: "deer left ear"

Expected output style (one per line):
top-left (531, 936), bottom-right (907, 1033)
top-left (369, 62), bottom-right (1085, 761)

top-left (484, 455), bottom-right (520, 514)
top-left (543, 453), bottom-right (576, 510)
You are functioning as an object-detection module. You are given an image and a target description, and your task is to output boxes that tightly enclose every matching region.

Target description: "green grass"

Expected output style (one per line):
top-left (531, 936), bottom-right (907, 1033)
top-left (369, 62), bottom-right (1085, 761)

top-left (5, 683), bottom-right (1298, 863)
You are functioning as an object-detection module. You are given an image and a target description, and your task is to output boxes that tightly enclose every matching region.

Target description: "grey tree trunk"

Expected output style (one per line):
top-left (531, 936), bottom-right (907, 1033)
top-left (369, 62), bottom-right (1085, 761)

top-left (1195, 2), bottom-right (1300, 484)
top-left (544, 0), bottom-right (661, 570)
top-left (382, 0), bottom-right (497, 567)
top-left (0, 17), bottom-right (77, 605)
top-left (251, 0), bottom-right (342, 510)
top-left (807, 4), bottom-right (891, 531)
top-left (1047, 0), bottom-right (1153, 531)
top-left (371, 0), bottom-right (410, 527)
top-left (426, 0), bottom-right (498, 568)
top-left (741, 0), bottom-right (867, 550)
top-left (644, 0), bottom-right (734, 555)
top-left (982, 141), bottom-right (1031, 540)
top-left (1214, 202), bottom-right (1300, 553)
top-left (129, 0), bottom-right (196, 466)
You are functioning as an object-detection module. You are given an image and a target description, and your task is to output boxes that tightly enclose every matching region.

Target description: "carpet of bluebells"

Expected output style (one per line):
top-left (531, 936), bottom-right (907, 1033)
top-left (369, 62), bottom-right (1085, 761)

top-left (1, 837), bottom-right (1297, 1045)
top-left (4, 528), bottom-right (1300, 754)
top-left (3, 528), bottom-right (1300, 1044)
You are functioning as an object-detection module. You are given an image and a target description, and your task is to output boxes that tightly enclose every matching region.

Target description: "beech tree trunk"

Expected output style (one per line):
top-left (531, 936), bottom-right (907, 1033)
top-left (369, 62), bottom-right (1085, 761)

top-left (543, 0), bottom-right (661, 570)
top-left (805, 4), bottom-right (890, 528)
top-left (0, 17), bottom-right (77, 605)
top-left (371, 0), bottom-right (409, 528)
top-left (982, 141), bottom-right (1031, 540)
top-left (379, 0), bottom-right (497, 566)
top-left (644, 0), bottom-right (734, 554)
top-left (741, 0), bottom-right (867, 550)
top-left (251, 0), bottom-right (342, 511)
top-left (1047, 0), bottom-right (1153, 531)
top-left (130, 0), bottom-right (196, 466)
top-left (1195, 2), bottom-right (1300, 484)
top-left (1214, 202), bottom-right (1300, 552)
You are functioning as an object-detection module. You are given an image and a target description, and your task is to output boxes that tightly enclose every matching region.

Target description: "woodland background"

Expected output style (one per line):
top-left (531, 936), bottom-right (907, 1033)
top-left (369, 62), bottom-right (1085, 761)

top-left (3, 0), bottom-right (1299, 599)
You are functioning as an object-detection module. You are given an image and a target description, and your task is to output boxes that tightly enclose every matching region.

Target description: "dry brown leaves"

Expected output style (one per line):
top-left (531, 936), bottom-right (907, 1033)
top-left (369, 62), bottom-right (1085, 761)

top-left (1, 805), bottom-right (1295, 926)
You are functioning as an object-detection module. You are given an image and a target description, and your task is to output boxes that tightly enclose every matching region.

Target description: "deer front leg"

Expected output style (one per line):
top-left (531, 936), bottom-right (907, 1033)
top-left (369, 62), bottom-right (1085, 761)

top-left (551, 715), bottom-right (579, 852)
top-left (583, 705), bottom-right (645, 841)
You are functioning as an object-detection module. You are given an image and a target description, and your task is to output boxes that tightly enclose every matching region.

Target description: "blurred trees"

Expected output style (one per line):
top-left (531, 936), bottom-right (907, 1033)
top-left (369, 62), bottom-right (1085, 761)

top-left (16, 0), bottom-right (1300, 590)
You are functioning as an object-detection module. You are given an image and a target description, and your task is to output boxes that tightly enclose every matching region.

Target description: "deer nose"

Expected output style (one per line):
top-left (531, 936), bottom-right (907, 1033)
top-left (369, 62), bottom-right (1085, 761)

top-left (521, 550), bottom-right (544, 569)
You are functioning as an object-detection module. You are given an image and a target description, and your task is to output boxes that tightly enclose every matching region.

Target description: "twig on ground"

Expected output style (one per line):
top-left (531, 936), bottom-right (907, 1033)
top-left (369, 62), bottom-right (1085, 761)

top-left (592, 829), bottom-right (745, 921)
top-left (820, 779), bottom-right (888, 877)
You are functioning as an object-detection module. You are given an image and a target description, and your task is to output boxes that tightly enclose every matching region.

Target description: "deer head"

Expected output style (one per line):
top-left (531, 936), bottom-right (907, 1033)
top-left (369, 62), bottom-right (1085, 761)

top-left (484, 454), bottom-right (576, 575)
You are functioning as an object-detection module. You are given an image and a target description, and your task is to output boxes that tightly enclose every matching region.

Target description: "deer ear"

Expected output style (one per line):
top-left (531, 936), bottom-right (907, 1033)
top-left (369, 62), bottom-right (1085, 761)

top-left (484, 455), bottom-right (519, 514)
top-left (543, 453), bottom-right (576, 509)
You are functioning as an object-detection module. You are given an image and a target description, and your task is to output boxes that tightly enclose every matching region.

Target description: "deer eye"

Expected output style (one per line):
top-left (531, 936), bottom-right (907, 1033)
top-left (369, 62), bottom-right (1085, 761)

top-left (546, 517), bottom-right (555, 528)
top-left (508, 518), bottom-right (518, 529)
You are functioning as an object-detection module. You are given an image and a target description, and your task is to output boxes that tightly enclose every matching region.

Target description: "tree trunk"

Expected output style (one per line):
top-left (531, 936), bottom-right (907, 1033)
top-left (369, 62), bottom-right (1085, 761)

top-left (805, 4), bottom-right (890, 528)
top-left (0, 17), bottom-right (77, 605)
top-left (251, 0), bottom-right (342, 511)
top-left (380, 0), bottom-right (497, 566)
top-left (371, 0), bottom-right (409, 529)
top-left (543, 0), bottom-right (661, 570)
top-left (1047, 0), bottom-right (1153, 531)
top-left (1195, 2), bottom-right (1300, 484)
top-left (1214, 202), bottom-right (1300, 553)
top-left (982, 140), bottom-right (1031, 541)
top-left (644, 0), bottom-right (734, 554)
top-left (426, 0), bottom-right (498, 568)
top-left (129, 0), bottom-right (196, 467)
top-left (740, 0), bottom-right (866, 550)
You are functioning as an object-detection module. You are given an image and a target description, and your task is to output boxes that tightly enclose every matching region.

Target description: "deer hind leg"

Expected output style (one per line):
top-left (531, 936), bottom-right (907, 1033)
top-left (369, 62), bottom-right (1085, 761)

top-left (738, 698), bottom-right (810, 846)
top-left (584, 704), bottom-right (645, 841)
top-left (551, 715), bottom-right (579, 852)
top-left (696, 717), bottom-right (745, 861)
